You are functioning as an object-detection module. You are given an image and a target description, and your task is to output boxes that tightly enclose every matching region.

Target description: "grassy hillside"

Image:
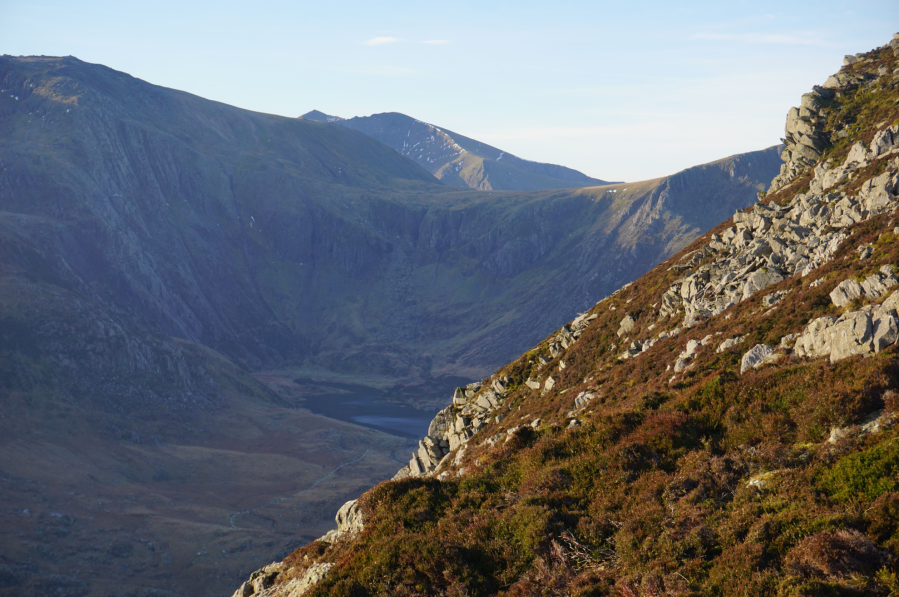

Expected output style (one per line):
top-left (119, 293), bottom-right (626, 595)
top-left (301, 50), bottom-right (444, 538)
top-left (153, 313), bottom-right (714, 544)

top-left (253, 35), bottom-right (899, 597)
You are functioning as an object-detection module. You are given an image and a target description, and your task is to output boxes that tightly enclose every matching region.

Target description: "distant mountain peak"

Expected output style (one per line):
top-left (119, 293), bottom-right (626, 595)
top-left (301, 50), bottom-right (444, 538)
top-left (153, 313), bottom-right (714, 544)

top-left (299, 109), bottom-right (343, 122)
top-left (331, 111), bottom-right (616, 191)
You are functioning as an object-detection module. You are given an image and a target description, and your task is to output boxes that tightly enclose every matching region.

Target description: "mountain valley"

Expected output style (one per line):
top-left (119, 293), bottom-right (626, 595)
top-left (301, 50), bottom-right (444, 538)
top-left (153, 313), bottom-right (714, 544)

top-left (238, 34), bottom-right (899, 597)
top-left (0, 55), bottom-right (781, 596)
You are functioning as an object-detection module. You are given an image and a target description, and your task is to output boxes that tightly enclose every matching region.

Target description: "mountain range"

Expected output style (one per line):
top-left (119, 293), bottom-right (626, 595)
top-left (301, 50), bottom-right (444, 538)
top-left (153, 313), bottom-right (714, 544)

top-left (0, 54), bottom-right (780, 597)
top-left (300, 110), bottom-right (614, 191)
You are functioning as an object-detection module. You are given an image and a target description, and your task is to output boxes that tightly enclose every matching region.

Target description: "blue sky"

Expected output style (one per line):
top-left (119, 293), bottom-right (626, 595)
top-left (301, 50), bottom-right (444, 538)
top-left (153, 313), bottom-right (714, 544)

top-left (2, 0), bottom-right (898, 181)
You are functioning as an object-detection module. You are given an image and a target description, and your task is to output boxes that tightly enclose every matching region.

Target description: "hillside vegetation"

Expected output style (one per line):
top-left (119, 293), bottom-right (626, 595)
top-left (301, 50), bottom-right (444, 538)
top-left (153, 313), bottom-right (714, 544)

top-left (244, 34), bottom-right (899, 597)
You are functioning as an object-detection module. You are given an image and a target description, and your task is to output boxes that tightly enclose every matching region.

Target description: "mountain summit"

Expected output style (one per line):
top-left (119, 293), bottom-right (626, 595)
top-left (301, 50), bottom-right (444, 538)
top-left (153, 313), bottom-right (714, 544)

top-left (299, 110), bottom-right (614, 191)
top-left (242, 33), bottom-right (899, 597)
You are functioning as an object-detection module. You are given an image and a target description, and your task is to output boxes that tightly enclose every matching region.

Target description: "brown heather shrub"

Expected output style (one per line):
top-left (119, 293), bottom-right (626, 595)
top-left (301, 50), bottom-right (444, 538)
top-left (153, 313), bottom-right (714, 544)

top-left (865, 493), bottom-right (899, 546)
top-left (785, 529), bottom-right (891, 580)
top-left (884, 390), bottom-right (899, 415)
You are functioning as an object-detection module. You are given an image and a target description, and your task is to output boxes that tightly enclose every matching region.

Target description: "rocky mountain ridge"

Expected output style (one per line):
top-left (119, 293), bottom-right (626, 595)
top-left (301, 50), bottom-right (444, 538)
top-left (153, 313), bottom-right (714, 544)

top-left (300, 110), bottom-right (613, 191)
top-left (237, 33), bottom-right (899, 597)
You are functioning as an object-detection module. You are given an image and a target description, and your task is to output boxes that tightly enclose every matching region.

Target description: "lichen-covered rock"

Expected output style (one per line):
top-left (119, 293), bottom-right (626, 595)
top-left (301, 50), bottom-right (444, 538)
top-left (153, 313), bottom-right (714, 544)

top-left (794, 316), bottom-right (840, 359)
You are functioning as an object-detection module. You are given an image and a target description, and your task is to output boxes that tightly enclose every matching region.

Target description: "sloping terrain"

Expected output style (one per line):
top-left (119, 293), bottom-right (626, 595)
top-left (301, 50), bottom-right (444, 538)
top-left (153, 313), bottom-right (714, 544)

top-left (0, 56), bottom-right (779, 597)
top-left (249, 35), bottom-right (899, 597)
top-left (301, 110), bottom-right (613, 191)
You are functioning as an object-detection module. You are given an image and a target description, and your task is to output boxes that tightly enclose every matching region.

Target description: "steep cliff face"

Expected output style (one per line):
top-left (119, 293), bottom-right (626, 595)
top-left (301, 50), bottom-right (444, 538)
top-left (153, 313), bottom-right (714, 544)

top-left (250, 35), bottom-right (899, 597)
top-left (304, 110), bottom-right (614, 191)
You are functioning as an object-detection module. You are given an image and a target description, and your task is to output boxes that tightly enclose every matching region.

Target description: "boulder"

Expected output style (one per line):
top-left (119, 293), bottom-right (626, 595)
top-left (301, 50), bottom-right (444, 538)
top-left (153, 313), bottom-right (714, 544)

top-left (861, 272), bottom-right (896, 299)
top-left (232, 562), bottom-right (283, 597)
top-left (428, 406), bottom-right (453, 438)
top-left (544, 376), bottom-right (555, 391)
top-left (829, 311), bottom-right (873, 362)
top-left (794, 316), bottom-right (840, 358)
top-left (717, 336), bottom-right (745, 353)
top-left (333, 499), bottom-right (364, 540)
top-left (870, 125), bottom-right (899, 157)
top-left (846, 142), bottom-right (869, 166)
top-left (830, 279), bottom-right (863, 307)
top-left (873, 314), bottom-right (899, 352)
top-left (617, 314), bottom-right (635, 337)
top-left (742, 269), bottom-right (784, 301)
top-left (740, 344), bottom-right (775, 374)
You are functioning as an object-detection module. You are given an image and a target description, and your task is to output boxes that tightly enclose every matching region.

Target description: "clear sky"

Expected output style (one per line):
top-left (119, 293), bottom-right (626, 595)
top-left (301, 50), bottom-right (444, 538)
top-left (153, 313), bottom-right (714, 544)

top-left (2, 1), bottom-right (898, 182)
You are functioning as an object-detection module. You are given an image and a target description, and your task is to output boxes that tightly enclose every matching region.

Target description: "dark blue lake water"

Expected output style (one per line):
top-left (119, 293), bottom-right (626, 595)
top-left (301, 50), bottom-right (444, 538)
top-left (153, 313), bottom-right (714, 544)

top-left (294, 378), bottom-right (449, 438)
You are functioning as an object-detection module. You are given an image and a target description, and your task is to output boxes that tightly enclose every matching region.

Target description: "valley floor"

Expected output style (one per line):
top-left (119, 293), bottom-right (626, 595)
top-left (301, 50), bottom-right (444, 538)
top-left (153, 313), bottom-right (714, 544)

top-left (0, 387), bottom-right (413, 597)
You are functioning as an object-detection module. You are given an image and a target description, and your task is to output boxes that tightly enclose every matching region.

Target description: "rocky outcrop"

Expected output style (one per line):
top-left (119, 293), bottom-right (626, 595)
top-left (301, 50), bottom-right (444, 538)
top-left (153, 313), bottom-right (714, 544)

top-left (391, 311), bottom-right (601, 480)
top-left (656, 137), bottom-right (899, 329)
top-left (795, 290), bottom-right (899, 363)
top-left (769, 85), bottom-right (835, 192)
top-left (769, 52), bottom-right (899, 193)
top-left (231, 561), bottom-right (333, 597)
top-left (317, 499), bottom-right (364, 544)
top-left (232, 562), bottom-right (284, 597)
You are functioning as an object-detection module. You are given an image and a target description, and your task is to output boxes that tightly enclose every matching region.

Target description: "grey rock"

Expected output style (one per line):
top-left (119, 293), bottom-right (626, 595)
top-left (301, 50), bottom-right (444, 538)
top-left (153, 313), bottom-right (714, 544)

top-left (717, 336), bottom-right (745, 353)
top-left (794, 316), bottom-right (840, 358)
top-left (617, 314), bottom-right (635, 337)
top-left (428, 406), bottom-right (454, 438)
top-left (846, 141), bottom-right (870, 166)
top-left (544, 376), bottom-right (555, 391)
top-left (873, 314), bottom-right (899, 352)
top-left (830, 279), bottom-right (863, 307)
top-left (740, 344), bottom-right (775, 374)
top-left (232, 562), bottom-right (283, 597)
top-left (763, 289), bottom-right (789, 307)
top-left (742, 269), bottom-right (784, 301)
top-left (861, 272), bottom-right (895, 299)
top-left (829, 311), bottom-right (873, 363)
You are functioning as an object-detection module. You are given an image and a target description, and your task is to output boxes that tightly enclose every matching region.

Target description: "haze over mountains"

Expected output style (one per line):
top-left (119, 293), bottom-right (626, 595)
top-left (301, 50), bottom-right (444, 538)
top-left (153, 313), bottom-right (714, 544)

top-left (300, 110), bottom-right (615, 191)
top-left (0, 54), bottom-right (780, 596)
